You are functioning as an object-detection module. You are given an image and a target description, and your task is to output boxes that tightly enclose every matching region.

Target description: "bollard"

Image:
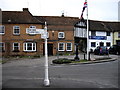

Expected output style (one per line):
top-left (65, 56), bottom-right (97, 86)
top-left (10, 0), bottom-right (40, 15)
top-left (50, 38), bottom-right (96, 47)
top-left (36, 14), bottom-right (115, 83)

top-left (88, 52), bottom-right (90, 60)
top-left (84, 53), bottom-right (86, 60)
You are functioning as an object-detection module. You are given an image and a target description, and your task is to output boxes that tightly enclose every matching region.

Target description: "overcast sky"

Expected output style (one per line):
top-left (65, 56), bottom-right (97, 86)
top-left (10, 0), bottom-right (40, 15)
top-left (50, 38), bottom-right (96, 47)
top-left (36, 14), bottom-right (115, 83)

top-left (0, 0), bottom-right (119, 21)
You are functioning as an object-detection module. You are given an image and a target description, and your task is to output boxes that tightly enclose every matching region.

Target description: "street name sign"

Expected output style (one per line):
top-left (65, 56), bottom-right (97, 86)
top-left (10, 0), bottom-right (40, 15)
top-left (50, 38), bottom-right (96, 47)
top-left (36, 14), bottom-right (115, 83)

top-left (26, 28), bottom-right (45, 34)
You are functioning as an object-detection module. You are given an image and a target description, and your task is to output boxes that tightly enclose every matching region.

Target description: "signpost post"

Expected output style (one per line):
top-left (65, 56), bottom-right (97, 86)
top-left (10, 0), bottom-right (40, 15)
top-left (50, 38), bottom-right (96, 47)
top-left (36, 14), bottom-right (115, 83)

top-left (27, 22), bottom-right (50, 86)
top-left (43, 22), bottom-right (50, 86)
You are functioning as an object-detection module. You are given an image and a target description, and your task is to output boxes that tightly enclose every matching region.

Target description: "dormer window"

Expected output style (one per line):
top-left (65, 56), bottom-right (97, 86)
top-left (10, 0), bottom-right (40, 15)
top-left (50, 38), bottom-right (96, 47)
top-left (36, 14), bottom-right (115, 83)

top-left (106, 32), bottom-right (110, 36)
top-left (13, 26), bottom-right (20, 35)
top-left (0, 25), bottom-right (5, 35)
top-left (58, 32), bottom-right (65, 38)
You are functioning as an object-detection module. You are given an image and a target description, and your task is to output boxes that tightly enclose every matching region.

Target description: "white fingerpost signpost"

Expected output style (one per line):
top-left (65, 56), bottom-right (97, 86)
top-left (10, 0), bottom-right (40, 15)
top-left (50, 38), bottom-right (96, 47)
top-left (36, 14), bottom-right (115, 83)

top-left (26, 22), bottom-right (50, 86)
top-left (43, 22), bottom-right (50, 86)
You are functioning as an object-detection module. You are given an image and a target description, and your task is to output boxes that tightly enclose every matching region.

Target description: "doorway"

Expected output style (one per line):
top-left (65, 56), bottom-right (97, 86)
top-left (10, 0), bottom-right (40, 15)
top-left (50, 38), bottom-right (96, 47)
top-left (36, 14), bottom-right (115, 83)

top-left (116, 40), bottom-right (120, 46)
top-left (43, 44), bottom-right (53, 56)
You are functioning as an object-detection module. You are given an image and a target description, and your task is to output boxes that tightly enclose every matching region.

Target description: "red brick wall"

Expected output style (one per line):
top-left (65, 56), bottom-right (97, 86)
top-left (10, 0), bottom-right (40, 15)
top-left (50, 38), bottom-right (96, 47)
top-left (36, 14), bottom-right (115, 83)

top-left (1, 24), bottom-right (75, 56)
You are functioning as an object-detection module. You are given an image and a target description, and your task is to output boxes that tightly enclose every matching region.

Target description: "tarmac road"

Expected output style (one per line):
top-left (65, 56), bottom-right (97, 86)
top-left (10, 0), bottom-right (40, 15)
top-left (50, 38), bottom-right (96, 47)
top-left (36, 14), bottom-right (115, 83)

top-left (2, 54), bottom-right (119, 89)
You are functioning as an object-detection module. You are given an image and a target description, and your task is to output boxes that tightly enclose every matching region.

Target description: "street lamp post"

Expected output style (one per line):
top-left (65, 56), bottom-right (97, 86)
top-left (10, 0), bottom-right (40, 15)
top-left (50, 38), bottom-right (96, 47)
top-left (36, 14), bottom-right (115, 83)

top-left (44, 22), bottom-right (50, 86)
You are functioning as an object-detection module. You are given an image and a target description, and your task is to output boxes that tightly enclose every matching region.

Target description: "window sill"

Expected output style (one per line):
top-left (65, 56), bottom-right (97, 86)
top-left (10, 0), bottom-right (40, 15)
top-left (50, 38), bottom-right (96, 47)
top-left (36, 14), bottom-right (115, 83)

top-left (58, 38), bottom-right (65, 40)
top-left (58, 37), bottom-right (65, 39)
top-left (13, 34), bottom-right (20, 36)
top-left (58, 50), bottom-right (65, 52)
top-left (27, 34), bottom-right (36, 36)
top-left (23, 51), bottom-right (37, 53)
top-left (66, 50), bottom-right (72, 52)
top-left (0, 34), bottom-right (5, 36)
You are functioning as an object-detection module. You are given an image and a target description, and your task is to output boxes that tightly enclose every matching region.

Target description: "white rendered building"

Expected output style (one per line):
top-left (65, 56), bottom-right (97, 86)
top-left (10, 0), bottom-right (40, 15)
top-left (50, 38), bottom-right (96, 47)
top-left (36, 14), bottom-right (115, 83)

top-left (74, 19), bottom-right (113, 52)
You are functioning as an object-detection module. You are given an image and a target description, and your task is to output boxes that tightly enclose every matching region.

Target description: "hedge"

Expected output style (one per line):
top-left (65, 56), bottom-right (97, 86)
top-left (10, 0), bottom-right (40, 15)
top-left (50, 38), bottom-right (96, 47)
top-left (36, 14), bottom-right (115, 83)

top-left (52, 58), bottom-right (72, 64)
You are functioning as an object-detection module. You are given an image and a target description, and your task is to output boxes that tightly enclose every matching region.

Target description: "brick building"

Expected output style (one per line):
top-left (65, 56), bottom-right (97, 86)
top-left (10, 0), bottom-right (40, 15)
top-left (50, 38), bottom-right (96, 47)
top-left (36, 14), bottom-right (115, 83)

top-left (35, 16), bottom-right (79, 55)
top-left (0, 8), bottom-right (79, 57)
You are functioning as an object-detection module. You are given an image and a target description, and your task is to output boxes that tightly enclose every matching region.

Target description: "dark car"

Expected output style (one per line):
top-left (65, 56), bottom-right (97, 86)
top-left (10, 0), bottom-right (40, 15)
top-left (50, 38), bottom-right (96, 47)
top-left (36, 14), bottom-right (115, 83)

top-left (94, 46), bottom-right (109, 55)
top-left (109, 45), bottom-right (120, 55)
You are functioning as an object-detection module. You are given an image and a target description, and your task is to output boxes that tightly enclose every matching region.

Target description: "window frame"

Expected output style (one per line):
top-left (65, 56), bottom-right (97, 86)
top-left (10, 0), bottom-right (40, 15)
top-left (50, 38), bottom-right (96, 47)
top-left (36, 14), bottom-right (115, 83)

top-left (0, 42), bottom-right (5, 52)
top-left (58, 32), bottom-right (65, 38)
top-left (106, 32), bottom-right (111, 36)
top-left (23, 42), bottom-right (36, 52)
top-left (106, 42), bottom-right (111, 47)
top-left (27, 26), bottom-right (36, 35)
top-left (91, 42), bottom-right (96, 47)
top-left (0, 25), bottom-right (5, 35)
top-left (13, 26), bottom-right (20, 35)
top-left (58, 42), bottom-right (65, 51)
top-left (91, 31), bottom-right (96, 36)
top-left (100, 42), bottom-right (104, 46)
top-left (29, 26), bottom-right (36, 29)
top-left (66, 43), bottom-right (72, 51)
top-left (13, 42), bottom-right (20, 51)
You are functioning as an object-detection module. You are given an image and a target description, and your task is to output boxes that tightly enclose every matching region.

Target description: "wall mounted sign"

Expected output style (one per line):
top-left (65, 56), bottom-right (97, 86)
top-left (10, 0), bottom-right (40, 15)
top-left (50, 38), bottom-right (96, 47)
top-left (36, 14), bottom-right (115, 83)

top-left (89, 36), bottom-right (107, 40)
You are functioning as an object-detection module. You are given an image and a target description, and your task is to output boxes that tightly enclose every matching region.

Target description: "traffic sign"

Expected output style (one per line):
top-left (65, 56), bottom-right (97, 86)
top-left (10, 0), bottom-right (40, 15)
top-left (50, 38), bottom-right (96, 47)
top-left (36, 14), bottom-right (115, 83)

top-left (36, 29), bottom-right (45, 34)
top-left (41, 32), bottom-right (48, 39)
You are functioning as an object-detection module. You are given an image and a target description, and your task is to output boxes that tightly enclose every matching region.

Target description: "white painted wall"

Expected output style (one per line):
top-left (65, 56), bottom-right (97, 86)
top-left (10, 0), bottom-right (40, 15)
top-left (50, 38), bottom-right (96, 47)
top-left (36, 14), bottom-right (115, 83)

top-left (89, 31), bottom-right (113, 51)
top-left (74, 25), bottom-right (113, 52)
top-left (74, 27), bottom-right (87, 38)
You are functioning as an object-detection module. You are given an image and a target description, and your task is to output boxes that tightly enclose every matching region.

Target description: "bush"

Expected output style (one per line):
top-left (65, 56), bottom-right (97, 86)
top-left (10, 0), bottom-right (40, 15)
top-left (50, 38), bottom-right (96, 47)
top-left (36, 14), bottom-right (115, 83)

top-left (52, 58), bottom-right (72, 64)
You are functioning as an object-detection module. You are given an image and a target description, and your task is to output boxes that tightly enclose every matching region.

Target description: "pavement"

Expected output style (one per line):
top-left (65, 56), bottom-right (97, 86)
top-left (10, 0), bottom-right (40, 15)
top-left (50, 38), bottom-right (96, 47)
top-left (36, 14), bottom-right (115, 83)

top-left (2, 53), bottom-right (118, 66)
top-left (1, 53), bottom-right (119, 89)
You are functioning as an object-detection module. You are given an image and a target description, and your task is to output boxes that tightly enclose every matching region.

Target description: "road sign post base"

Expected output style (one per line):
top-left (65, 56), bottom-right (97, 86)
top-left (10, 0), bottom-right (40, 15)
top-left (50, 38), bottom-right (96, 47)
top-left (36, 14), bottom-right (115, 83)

top-left (44, 79), bottom-right (50, 87)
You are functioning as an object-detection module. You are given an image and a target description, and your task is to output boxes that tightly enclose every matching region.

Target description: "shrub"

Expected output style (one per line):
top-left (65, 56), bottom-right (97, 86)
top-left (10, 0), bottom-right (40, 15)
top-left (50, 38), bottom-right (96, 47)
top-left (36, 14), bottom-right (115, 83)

top-left (52, 58), bottom-right (71, 64)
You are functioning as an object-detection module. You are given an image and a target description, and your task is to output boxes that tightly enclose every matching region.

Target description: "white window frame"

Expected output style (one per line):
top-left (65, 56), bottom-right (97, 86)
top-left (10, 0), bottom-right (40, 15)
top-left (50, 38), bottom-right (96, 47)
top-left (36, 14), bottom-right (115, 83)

top-left (106, 42), bottom-right (111, 47)
top-left (66, 43), bottom-right (72, 51)
top-left (23, 42), bottom-right (36, 52)
top-left (27, 26), bottom-right (36, 35)
top-left (0, 42), bottom-right (5, 51)
top-left (58, 42), bottom-right (65, 51)
top-left (58, 32), bottom-right (65, 38)
top-left (13, 42), bottom-right (20, 51)
top-left (13, 26), bottom-right (20, 35)
top-left (0, 25), bottom-right (5, 35)
top-left (29, 26), bottom-right (36, 29)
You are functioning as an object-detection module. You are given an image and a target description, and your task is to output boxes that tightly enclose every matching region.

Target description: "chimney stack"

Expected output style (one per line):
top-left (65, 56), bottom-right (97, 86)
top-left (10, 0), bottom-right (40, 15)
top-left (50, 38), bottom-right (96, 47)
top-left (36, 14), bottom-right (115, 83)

top-left (61, 12), bottom-right (64, 17)
top-left (23, 8), bottom-right (29, 11)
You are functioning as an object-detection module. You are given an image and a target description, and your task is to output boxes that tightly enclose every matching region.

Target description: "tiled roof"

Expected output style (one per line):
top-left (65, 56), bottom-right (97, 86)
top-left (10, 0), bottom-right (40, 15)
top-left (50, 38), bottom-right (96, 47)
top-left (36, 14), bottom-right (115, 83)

top-left (1, 8), bottom-right (119, 32)
top-left (75, 19), bottom-right (120, 32)
top-left (2, 8), bottom-right (44, 24)
top-left (35, 16), bottom-right (79, 30)
top-left (89, 20), bottom-right (120, 31)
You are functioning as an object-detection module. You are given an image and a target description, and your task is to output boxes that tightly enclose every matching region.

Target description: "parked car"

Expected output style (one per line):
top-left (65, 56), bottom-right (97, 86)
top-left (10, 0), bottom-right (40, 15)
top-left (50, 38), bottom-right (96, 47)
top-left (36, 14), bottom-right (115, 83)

top-left (109, 45), bottom-right (120, 55)
top-left (94, 46), bottom-right (109, 55)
